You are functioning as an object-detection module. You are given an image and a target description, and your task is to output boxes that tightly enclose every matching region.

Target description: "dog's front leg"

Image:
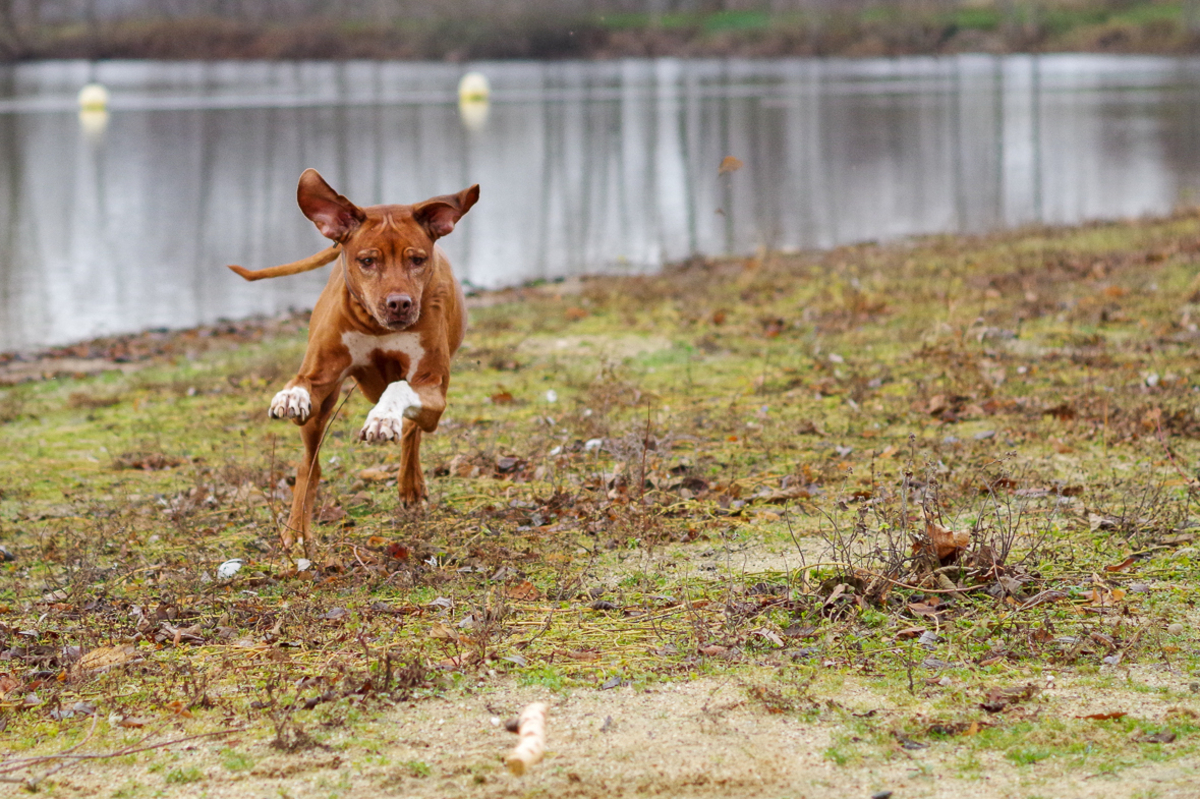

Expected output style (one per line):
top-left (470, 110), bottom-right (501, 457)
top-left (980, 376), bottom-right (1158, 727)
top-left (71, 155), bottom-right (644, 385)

top-left (359, 378), bottom-right (448, 505)
top-left (286, 397), bottom-right (340, 557)
top-left (359, 378), bottom-right (446, 441)
top-left (270, 337), bottom-right (352, 554)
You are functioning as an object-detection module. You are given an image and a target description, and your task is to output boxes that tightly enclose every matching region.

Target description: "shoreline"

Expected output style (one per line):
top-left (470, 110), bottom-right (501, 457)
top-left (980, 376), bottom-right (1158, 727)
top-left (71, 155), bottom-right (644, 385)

top-left (2, 4), bottom-right (1199, 63)
top-left (0, 208), bottom-right (1188, 384)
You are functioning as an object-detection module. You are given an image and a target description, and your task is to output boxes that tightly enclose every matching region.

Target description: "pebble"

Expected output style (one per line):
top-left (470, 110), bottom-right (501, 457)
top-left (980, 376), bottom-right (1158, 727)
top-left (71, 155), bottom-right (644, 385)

top-left (1167, 623), bottom-right (1185, 636)
top-left (216, 558), bottom-right (244, 579)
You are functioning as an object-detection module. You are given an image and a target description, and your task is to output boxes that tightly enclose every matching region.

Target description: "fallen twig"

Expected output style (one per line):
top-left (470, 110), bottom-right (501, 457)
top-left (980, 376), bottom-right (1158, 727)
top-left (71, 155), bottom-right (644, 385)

top-left (505, 702), bottom-right (548, 775)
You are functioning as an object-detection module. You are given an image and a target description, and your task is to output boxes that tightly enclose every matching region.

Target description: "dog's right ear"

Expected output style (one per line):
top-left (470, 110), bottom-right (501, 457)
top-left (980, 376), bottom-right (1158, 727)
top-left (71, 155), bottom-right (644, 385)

top-left (297, 169), bottom-right (366, 242)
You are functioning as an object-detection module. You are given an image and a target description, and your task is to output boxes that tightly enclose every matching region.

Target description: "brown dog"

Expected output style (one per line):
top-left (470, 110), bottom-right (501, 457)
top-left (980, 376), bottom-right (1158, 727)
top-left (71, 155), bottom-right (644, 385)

top-left (229, 169), bottom-right (478, 555)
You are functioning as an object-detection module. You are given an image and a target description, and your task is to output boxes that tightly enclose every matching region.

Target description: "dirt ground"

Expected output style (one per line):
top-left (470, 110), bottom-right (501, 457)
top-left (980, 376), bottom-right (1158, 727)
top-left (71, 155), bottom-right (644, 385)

top-left (20, 672), bottom-right (1196, 799)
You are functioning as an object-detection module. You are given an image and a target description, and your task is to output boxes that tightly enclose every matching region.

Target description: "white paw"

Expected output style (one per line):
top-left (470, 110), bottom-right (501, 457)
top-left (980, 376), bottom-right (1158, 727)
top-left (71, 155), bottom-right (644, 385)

top-left (269, 386), bottom-right (311, 422)
top-left (359, 381), bottom-right (422, 444)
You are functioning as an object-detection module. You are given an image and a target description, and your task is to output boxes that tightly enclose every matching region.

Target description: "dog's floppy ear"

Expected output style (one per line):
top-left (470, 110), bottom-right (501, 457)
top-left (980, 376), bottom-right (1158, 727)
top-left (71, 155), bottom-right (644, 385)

top-left (297, 169), bottom-right (366, 241)
top-left (412, 184), bottom-right (480, 240)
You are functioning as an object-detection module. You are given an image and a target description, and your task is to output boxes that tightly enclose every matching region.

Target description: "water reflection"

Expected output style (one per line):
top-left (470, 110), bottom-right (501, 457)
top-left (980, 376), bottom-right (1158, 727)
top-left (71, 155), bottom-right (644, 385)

top-left (2, 55), bottom-right (1200, 350)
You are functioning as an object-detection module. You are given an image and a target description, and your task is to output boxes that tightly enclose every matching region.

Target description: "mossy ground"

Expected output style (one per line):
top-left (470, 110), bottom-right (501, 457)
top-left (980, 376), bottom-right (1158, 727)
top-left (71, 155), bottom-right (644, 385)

top-left (2, 213), bottom-right (1199, 796)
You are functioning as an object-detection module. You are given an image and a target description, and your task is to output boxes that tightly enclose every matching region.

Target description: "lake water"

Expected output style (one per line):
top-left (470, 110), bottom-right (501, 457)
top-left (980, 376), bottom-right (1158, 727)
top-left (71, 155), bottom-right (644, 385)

top-left (3, 55), bottom-right (1200, 351)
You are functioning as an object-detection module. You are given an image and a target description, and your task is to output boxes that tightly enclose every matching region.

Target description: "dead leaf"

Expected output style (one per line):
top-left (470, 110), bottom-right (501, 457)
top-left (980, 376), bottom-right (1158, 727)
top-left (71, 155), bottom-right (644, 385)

top-left (490, 390), bottom-right (514, 404)
top-left (383, 542), bottom-right (411, 560)
top-left (907, 598), bottom-right (948, 618)
top-left (495, 455), bottom-right (524, 474)
top-left (981, 683), bottom-right (1039, 713)
top-left (718, 155), bottom-right (743, 175)
top-left (1135, 730), bottom-right (1177, 744)
top-left (1081, 711), bottom-right (1127, 720)
top-left (750, 628), bottom-right (785, 647)
top-left (358, 467), bottom-right (395, 482)
top-left (1043, 402), bottom-right (1077, 421)
top-left (1104, 556), bottom-right (1137, 572)
top-left (112, 452), bottom-right (183, 471)
top-left (502, 580), bottom-right (542, 601)
top-left (315, 504), bottom-right (347, 525)
top-left (429, 622), bottom-right (462, 642)
top-left (445, 454), bottom-right (478, 477)
top-left (164, 699), bottom-right (194, 718)
top-left (913, 520), bottom-right (969, 565)
top-left (117, 716), bottom-right (153, 728)
top-left (77, 645), bottom-right (139, 675)
top-left (0, 673), bottom-right (20, 699)
top-left (698, 644), bottom-right (729, 657)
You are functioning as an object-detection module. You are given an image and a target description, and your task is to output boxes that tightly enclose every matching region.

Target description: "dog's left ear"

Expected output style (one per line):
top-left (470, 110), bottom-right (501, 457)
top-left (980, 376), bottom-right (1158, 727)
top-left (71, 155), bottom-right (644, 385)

top-left (412, 184), bottom-right (480, 240)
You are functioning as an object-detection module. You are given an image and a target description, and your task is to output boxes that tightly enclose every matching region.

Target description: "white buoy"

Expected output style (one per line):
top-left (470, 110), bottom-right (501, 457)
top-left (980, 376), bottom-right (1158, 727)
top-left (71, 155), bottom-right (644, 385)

top-left (458, 72), bottom-right (490, 131)
top-left (458, 97), bottom-right (490, 131)
top-left (457, 71), bottom-right (490, 102)
top-left (78, 83), bottom-right (109, 111)
top-left (78, 109), bottom-right (109, 138)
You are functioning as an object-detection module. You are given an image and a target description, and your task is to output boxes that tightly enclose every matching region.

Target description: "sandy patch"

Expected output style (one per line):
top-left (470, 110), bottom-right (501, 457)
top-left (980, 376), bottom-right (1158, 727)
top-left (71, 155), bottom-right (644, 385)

top-left (28, 676), bottom-right (1199, 799)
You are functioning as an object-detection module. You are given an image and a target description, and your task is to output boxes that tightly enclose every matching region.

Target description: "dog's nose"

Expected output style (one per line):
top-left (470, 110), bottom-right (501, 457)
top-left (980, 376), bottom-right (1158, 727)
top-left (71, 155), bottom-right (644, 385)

top-left (386, 294), bottom-right (413, 315)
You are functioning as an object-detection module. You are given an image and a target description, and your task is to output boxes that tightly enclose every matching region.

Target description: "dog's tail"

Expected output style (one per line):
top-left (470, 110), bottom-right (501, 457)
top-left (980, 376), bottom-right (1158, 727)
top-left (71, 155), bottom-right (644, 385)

top-left (227, 245), bottom-right (341, 281)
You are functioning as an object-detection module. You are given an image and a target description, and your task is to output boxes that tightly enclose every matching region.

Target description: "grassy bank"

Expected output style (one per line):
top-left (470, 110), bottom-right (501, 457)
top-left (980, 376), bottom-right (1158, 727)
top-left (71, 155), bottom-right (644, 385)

top-left (1, 214), bottom-right (1199, 796)
top-left (4, 1), bottom-right (1200, 61)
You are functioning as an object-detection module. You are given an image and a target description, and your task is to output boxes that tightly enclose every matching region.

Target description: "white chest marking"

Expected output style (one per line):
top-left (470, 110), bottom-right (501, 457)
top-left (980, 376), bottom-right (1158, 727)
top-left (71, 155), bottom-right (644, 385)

top-left (341, 331), bottom-right (425, 381)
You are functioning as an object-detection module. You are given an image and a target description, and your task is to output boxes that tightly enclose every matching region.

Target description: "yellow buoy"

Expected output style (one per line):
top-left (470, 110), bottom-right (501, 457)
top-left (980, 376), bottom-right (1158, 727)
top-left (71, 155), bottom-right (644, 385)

top-left (457, 72), bottom-right (490, 103)
top-left (78, 83), bottom-right (110, 111)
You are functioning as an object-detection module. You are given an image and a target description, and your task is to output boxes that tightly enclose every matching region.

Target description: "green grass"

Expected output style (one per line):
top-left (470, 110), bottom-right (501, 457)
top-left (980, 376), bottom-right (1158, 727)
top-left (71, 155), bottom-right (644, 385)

top-left (3, 211), bottom-right (1200, 790)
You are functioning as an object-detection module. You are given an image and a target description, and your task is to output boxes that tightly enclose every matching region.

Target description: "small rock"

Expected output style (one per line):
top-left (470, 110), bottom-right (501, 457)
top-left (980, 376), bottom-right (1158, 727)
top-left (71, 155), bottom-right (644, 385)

top-left (1167, 623), bottom-right (1185, 636)
top-left (216, 559), bottom-right (244, 580)
top-left (918, 630), bottom-right (941, 648)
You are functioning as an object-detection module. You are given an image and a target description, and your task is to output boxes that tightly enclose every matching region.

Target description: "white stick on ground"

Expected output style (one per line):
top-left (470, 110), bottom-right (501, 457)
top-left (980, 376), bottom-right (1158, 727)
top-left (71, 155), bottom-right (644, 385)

top-left (505, 702), bottom-right (548, 775)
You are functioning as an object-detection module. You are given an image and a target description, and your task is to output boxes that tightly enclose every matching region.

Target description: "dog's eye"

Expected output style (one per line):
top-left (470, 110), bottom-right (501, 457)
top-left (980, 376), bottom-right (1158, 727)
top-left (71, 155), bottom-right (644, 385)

top-left (358, 257), bottom-right (376, 269)
top-left (411, 255), bottom-right (427, 268)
